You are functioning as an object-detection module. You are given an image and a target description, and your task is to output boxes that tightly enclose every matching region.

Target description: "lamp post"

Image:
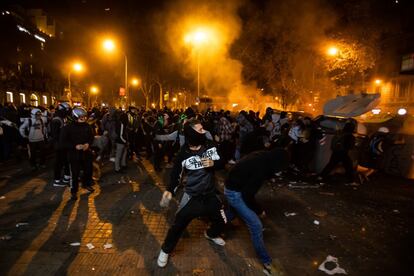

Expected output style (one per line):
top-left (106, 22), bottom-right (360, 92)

top-left (130, 78), bottom-right (140, 105)
top-left (89, 86), bottom-right (99, 107)
top-left (102, 39), bottom-right (129, 106)
top-left (67, 62), bottom-right (83, 105)
top-left (184, 29), bottom-right (209, 100)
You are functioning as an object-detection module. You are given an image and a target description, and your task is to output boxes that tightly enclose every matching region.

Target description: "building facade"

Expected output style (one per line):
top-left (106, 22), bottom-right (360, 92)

top-left (0, 6), bottom-right (64, 107)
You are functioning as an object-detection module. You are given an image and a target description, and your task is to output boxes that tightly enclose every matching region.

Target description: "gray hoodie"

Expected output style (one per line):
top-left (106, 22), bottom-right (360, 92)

top-left (19, 117), bottom-right (46, 142)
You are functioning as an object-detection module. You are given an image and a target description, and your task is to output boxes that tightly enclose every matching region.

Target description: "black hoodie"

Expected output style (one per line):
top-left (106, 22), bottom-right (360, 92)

top-left (167, 141), bottom-right (223, 197)
top-left (225, 148), bottom-right (289, 195)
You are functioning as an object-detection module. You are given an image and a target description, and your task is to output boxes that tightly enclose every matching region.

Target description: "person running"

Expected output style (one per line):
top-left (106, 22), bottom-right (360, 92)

top-left (157, 118), bottom-right (226, 268)
top-left (224, 148), bottom-right (289, 275)
top-left (60, 107), bottom-right (95, 200)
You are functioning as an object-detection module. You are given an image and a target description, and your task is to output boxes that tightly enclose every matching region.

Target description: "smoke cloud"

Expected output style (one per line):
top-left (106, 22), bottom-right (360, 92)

top-left (155, 0), bottom-right (337, 112)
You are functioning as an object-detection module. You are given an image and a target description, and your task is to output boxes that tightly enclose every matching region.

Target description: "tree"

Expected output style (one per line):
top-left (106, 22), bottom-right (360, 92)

top-left (325, 38), bottom-right (378, 94)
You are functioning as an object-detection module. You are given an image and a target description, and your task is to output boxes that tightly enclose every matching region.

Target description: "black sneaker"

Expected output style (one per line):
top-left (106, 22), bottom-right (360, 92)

top-left (83, 186), bottom-right (95, 193)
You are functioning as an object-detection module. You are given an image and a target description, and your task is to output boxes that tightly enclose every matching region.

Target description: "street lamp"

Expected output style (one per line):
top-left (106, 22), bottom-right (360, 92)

top-left (67, 62), bottom-right (84, 105)
top-left (102, 38), bottom-right (129, 105)
top-left (184, 29), bottom-right (210, 99)
top-left (131, 78), bottom-right (140, 86)
top-left (89, 85), bottom-right (99, 107)
top-left (327, 46), bottom-right (339, 56)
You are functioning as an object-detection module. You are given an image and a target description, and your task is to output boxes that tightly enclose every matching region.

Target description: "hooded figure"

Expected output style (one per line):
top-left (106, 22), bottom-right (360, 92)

top-left (19, 108), bottom-right (47, 170)
top-left (157, 118), bottom-right (226, 268)
top-left (183, 120), bottom-right (206, 146)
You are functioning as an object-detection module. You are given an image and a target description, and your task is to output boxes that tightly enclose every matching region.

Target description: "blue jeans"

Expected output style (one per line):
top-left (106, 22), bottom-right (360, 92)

top-left (224, 188), bottom-right (271, 265)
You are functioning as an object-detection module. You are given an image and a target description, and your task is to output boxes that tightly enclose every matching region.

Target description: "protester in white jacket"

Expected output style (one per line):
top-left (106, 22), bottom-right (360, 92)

top-left (19, 108), bottom-right (47, 170)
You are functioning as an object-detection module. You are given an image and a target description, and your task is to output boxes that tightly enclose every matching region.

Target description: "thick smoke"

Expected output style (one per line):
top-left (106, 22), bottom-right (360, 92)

top-left (155, 0), bottom-right (337, 112)
top-left (155, 0), bottom-right (247, 106)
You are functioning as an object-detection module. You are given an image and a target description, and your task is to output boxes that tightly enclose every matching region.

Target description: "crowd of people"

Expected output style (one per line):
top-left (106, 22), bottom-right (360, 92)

top-left (0, 101), bottom-right (393, 275)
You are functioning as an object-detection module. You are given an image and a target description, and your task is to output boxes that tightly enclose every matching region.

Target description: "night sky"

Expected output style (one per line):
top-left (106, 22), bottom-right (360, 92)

top-left (3, 0), bottom-right (414, 103)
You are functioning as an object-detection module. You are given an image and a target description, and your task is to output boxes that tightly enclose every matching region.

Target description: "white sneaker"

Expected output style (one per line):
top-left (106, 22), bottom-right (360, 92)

top-left (204, 231), bottom-right (225, 246)
top-left (62, 175), bottom-right (71, 184)
top-left (157, 249), bottom-right (169, 267)
top-left (228, 159), bottom-right (236, 165)
top-left (53, 180), bottom-right (67, 187)
top-left (110, 157), bottom-right (116, 162)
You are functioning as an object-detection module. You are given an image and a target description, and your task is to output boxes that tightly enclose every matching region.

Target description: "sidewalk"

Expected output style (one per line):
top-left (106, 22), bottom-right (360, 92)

top-left (0, 158), bottom-right (270, 275)
top-left (0, 157), bottom-right (413, 275)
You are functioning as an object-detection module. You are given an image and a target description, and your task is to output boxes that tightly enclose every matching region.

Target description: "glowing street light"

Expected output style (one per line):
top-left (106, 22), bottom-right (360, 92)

top-left (73, 62), bottom-right (83, 72)
top-left (131, 78), bottom-right (140, 86)
top-left (67, 61), bottom-right (85, 105)
top-left (375, 79), bottom-right (382, 85)
top-left (327, 46), bottom-right (339, 56)
top-left (101, 38), bottom-right (130, 105)
top-left (184, 28), bottom-right (211, 99)
top-left (89, 85), bottom-right (99, 107)
top-left (103, 39), bottom-right (115, 52)
top-left (90, 86), bottom-right (99, 94)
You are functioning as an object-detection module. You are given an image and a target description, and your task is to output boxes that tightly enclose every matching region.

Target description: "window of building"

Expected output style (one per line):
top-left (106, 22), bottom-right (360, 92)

top-left (16, 46), bottom-right (21, 52)
top-left (30, 94), bottom-right (39, 106)
top-left (40, 42), bottom-right (44, 51)
top-left (19, 93), bottom-right (26, 103)
top-left (399, 81), bottom-right (408, 98)
top-left (17, 61), bottom-right (22, 72)
top-left (51, 96), bottom-right (56, 105)
top-left (30, 64), bottom-right (33, 75)
top-left (42, 95), bottom-right (47, 105)
top-left (30, 53), bottom-right (33, 59)
top-left (6, 91), bottom-right (13, 103)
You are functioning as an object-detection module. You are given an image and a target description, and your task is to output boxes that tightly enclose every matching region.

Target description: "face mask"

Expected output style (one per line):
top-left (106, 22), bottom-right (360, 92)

top-left (184, 124), bottom-right (206, 146)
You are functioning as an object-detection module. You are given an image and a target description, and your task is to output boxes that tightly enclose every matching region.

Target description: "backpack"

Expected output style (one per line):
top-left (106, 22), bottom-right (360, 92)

top-left (25, 118), bottom-right (45, 138)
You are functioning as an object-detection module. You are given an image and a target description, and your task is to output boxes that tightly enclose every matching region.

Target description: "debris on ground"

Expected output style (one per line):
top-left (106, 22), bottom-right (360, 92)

top-left (86, 243), bottom-right (95, 250)
top-left (70, 242), bottom-right (81, 246)
top-left (103, 243), bottom-right (113, 249)
top-left (0, 196), bottom-right (6, 199)
top-left (329, 235), bottom-right (337, 240)
top-left (314, 211), bottom-right (328, 218)
top-left (319, 192), bottom-right (335, 196)
top-left (192, 268), bottom-right (206, 274)
top-left (318, 255), bottom-right (347, 275)
top-left (313, 220), bottom-right (320, 225)
top-left (289, 183), bottom-right (319, 189)
top-left (393, 209), bottom-right (400, 214)
top-left (284, 212), bottom-right (298, 217)
top-left (0, 235), bottom-right (12, 240)
top-left (15, 222), bottom-right (29, 227)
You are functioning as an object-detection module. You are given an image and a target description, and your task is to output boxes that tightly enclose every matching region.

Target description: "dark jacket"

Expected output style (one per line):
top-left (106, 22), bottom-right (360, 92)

top-left (50, 115), bottom-right (65, 146)
top-left (59, 121), bottom-right (94, 153)
top-left (167, 141), bottom-right (223, 197)
top-left (225, 148), bottom-right (289, 194)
